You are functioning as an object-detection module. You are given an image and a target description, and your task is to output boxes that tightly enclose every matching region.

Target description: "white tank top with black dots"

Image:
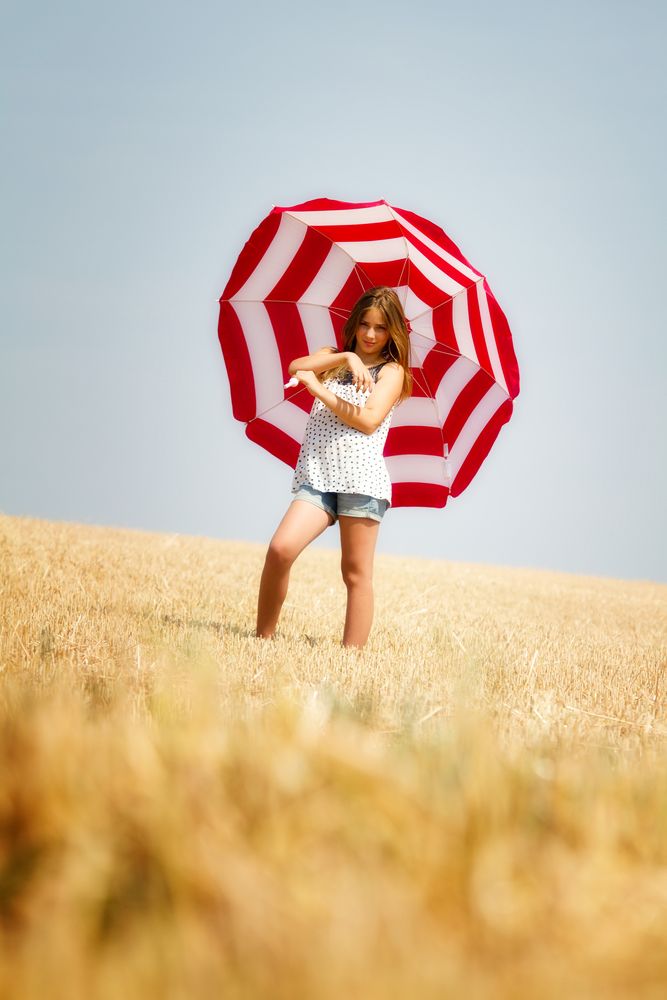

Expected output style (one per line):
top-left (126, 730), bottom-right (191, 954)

top-left (291, 362), bottom-right (396, 504)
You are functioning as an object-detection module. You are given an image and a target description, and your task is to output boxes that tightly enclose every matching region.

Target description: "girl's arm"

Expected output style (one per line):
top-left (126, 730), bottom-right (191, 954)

top-left (289, 348), bottom-right (374, 392)
top-left (295, 364), bottom-right (403, 435)
top-left (288, 347), bottom-right (348, 376)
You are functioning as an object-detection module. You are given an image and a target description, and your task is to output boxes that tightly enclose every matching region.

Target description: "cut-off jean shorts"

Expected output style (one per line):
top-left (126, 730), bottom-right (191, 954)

top-left (293, 482), bottom-right (389, 525)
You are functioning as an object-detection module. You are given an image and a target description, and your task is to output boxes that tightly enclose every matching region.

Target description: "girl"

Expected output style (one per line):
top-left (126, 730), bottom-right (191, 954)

top-left (255, 287), bottom-right (413, 648)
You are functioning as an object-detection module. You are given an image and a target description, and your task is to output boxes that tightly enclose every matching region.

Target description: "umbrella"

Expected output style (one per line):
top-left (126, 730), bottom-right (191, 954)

top-left (218, 197), bottom-right (519, 508)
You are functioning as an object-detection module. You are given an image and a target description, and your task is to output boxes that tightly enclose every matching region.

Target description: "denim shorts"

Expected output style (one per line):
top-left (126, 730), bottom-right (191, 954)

top-left (293, 483), bottom-right (389, 525)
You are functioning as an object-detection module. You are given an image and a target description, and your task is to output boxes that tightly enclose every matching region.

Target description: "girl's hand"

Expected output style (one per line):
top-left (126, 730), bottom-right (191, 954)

top-left (345, 353), bottom-right (374, 393)
top-left (294, 370), bottom-right (321, 396)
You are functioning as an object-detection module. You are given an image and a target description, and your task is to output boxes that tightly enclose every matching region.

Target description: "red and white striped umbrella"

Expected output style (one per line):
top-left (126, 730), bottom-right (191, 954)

top-left (218, 197), bottom-right (519, 508)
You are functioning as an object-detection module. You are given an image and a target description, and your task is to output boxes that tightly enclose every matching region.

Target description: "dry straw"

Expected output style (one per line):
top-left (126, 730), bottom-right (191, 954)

top-left (1, 513), bottom-right (667, 998)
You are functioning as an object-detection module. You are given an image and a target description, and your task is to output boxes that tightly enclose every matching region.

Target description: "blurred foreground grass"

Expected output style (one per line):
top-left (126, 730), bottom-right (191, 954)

top-left (1, 513), bottom-right (666, 998)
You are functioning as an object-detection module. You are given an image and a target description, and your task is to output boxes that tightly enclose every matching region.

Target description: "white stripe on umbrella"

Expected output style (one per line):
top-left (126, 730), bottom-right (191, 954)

top-left (386, 454), bottom-right (450, 486)
top-left (434, 357), bottom-right (482, 428)
top-left (385, 282), bottom-right (410, 313)
top-left (230, 301), bottom-right (285, 415)
top-left (297, 244), bottom-right (357, 307)
top-left (403, 287), bottom-right (434, 326)
top-left (390, 397), bottom-right (441, 428)
top-left (234, 213), bottom-right (307, 301)
top-left (449, 382), bottom-right (508, 479)
top-left (451, 291), bottom-right (481, 368)
top-left (476, 281), bottom-right (509, 394)
top-left (336, 236), bottom-right (407, 263)
top-left (264, 400), bottom-right (310, 440)
top-left (296, 303), bottom-right (341, 353)
top-left (285, 205), bottom-right (393, 226)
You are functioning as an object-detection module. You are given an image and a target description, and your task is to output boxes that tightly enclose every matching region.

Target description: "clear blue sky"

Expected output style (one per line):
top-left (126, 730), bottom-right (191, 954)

top-left (2, 0), bottom-right (665, 583)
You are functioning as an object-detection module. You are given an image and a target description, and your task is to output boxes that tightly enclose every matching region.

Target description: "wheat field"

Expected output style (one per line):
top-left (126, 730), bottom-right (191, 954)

top-left (1, 511), bottom-right (666, 999)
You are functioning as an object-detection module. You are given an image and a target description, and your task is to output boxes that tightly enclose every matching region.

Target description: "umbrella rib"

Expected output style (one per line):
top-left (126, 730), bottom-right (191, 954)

top-left (248, 386), bottom-right (312, 426)
top-left (407, 280), bottom-right (481, 326)
top-left (385, 203), bottom-right (413, 304)
top-left (410, 338), bottom-right (461, 361)
top-left (412, 363), bottom-right (450, 462)
top-left (223, 297), bottom-right (354, 319)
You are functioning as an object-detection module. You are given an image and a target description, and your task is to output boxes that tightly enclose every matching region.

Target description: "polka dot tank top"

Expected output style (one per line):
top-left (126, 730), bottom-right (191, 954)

top-left (291, 362), bottom-right (396, 504)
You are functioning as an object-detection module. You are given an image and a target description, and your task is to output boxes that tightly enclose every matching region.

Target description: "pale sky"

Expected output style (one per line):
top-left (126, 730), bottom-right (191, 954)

top-left (2, 0), bottom-right (665, 583)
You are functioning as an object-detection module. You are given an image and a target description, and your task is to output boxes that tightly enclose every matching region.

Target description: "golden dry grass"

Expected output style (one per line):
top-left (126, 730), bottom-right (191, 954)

top-left (1, 511), bottom-right (666, 998)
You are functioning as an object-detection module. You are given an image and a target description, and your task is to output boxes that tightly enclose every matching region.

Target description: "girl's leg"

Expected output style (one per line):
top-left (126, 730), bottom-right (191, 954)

top-left (256, 500), bottom-right (334, 638)
top-left (338, 515), bottom-right (380, 648)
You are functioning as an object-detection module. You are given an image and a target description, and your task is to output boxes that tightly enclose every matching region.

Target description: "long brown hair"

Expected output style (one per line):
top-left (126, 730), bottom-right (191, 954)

top-left (321, 287), bottom-right (413, 403)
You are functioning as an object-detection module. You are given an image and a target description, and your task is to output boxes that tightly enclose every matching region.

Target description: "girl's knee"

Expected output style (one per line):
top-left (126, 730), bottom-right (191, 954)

top-left (341, 561), bottom-right (372, 589)
top-left (266, 539), bottom-right (297, 570)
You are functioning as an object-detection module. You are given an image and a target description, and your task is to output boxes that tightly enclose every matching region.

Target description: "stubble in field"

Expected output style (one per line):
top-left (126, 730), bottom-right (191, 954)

top-left (1, 513), bottom-right (666, 998)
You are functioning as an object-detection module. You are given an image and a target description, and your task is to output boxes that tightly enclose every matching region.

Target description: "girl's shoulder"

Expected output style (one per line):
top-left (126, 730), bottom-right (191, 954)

top-left (375, 360), bottom-right (404, 378)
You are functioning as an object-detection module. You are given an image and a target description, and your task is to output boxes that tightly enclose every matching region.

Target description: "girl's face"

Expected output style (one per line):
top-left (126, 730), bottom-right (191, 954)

top-left (355, 306), bottom-right (390, 360)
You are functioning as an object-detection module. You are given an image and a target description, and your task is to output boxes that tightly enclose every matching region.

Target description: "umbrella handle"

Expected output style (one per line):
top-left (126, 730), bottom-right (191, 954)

top-left (284, 377), bottom-right (299, 388)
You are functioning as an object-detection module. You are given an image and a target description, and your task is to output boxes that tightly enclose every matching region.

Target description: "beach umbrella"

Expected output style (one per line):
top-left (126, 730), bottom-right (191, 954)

top-left (218, 197), bottom-right (519, 508)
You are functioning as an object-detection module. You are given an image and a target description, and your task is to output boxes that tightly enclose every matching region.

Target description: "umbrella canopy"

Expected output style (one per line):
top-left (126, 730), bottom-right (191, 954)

top-left (218, 197), bottom-right (519, 508)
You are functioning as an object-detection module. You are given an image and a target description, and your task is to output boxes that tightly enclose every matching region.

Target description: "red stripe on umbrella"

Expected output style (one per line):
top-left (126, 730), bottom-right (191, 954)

top-left (264, 301), bottom-right (310, 384)
top-left (222, 212), bottom-right (282, 301)
top-left (453, 397), bottom-right (514, 497)
top-left (246, 417), bottom-right (301, 468)
top-left (330, 270), bottom-right (367, 315)
top-left (443, 369), bottom-right (495, 450)
top-left (429, 303), bottom-right (458, 353)
top-left (405, 265), bottom-right (454, 312)
top-left (313, 220), bottom-right (402, 243)
top-left (485, 281), bottom-right (520, 397)
top-left (273, 196), bottom-right (388, 213)
top-left (356, 258), bottom-right (409, 291)
top-left (384, 426), bottom-right (445, 458)
top-left (392, 482), bottom-right (448, 508)
top-left (217, 301), bottom-right (256, 422)
top-left (466, 285), bottom-right (496, 383)
top-left (421, 345), bottom-right (459, 386)
top-left (265, 227), bottom-right (332, 302)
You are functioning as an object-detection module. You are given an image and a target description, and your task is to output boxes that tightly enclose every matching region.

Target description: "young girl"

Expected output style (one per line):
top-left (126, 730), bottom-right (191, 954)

top-left (255, 286), bottom-right (413, 648)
